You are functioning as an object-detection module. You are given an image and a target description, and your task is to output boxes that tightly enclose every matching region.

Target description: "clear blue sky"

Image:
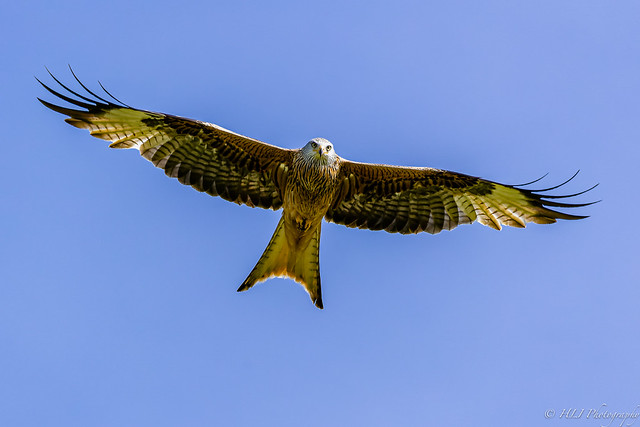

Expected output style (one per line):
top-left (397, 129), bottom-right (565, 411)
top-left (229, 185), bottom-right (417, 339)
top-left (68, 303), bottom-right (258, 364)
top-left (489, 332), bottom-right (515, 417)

top-left (1, 1), bottom-right (639, 426)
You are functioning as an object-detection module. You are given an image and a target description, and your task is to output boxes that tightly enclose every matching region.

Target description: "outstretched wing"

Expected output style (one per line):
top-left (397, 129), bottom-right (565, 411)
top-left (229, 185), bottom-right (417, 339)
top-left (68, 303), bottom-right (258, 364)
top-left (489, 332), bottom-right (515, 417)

top-left (38, 70), bottom-right (293, 210)
top-left (326, 159), bottom-right (595, 234)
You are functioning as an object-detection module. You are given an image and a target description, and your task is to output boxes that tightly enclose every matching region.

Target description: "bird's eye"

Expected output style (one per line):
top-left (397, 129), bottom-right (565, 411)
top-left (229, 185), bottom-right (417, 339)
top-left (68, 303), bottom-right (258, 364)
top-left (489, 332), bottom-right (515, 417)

top-left (311, 142), bottom-right (317, 148)
top-left (327, 145), bottom-right (332, 151)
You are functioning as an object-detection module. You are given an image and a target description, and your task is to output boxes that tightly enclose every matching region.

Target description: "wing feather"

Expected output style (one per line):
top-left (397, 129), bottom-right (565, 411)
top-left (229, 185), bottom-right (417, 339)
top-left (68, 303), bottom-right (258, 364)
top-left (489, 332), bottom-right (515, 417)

top-left (327, 160), bottom-right (593, 234)
top-left (38, 73), bottom-right (293, 210)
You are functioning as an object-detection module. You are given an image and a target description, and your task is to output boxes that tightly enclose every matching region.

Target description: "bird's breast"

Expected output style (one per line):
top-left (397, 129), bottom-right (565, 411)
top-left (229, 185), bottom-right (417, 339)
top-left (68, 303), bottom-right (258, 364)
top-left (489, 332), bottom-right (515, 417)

top-left (282, 155), bottom-right (340, 236)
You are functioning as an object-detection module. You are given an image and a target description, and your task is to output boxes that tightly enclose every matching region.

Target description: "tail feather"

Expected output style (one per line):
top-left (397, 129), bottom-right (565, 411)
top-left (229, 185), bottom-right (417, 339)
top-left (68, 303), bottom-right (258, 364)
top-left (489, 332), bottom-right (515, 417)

top-left (238, 216), bottom-right (323, 309)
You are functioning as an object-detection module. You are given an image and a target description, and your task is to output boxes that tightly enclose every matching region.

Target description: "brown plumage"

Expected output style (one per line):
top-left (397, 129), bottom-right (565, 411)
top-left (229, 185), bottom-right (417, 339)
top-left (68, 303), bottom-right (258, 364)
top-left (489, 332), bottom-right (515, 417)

top-left (38, 70), bottom-right (596, 309)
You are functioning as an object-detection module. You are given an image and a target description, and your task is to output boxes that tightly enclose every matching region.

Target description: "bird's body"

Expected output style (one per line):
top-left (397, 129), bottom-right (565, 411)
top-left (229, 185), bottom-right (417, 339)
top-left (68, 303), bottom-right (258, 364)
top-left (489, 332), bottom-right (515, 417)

top-left (240, 139), bottom-right (341, 307)
top-left (38, 70), bottom-right (595, 309)
top-left (286, 140), bottom-right (341, 236)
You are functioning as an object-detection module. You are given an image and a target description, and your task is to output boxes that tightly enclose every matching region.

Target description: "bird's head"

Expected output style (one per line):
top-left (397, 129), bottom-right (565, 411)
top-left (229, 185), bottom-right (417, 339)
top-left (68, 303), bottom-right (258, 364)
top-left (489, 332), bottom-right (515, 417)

top-left (302, 137), bottom-right (338, 166)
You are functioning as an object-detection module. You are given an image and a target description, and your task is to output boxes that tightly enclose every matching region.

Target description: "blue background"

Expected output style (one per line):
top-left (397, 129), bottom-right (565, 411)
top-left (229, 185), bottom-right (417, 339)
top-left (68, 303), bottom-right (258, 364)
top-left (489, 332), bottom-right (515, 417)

top-left (1, 1), bottom-right (638, 425)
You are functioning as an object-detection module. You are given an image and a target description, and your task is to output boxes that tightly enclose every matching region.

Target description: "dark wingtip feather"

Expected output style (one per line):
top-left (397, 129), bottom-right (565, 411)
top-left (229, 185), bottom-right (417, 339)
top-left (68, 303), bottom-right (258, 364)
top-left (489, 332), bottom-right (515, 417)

top-left (513, 171), bottom-right (598, 222)
top-left (37, 75), bottom-right (96, 110)
top-left (46, 67), bottom-right (103, 106)
top-left (38, 96), bottom-right (87, 116)
top-left (98, 80), bottom-right (132, 108)
top-left (546, 211), bottom-right (590, 221)
top-left (67, 65), bottom-right (115, 106)
top-left (38, 66), bottom-right (131, 114)
top-left (530, 170), bottom-right (581, 192)
top-left (513, 173), bottom-right (549, 187)
top-left (536, 183), bottom-right (599, 199)
top-left (537, 199), bottom-right (599, 209)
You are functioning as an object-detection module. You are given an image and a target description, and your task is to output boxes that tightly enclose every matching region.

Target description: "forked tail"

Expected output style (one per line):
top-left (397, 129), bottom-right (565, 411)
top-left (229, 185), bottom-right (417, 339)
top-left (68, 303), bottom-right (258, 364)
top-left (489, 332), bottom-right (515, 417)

top-left (237, 216), bottom-right (323, 309)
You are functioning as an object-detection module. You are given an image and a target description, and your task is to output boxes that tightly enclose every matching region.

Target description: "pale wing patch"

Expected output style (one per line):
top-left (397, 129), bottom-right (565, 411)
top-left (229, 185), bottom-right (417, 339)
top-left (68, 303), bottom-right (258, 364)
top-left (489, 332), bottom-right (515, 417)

top-left (64, 109), bottom-right (165, 150)
top-left (468, 184), bottom-right (553, 227)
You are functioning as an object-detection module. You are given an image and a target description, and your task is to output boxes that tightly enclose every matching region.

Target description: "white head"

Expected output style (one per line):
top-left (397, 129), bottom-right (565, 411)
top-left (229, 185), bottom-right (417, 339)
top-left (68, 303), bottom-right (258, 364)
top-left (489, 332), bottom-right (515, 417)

top-left (301, 137), bottom-right (338, 166)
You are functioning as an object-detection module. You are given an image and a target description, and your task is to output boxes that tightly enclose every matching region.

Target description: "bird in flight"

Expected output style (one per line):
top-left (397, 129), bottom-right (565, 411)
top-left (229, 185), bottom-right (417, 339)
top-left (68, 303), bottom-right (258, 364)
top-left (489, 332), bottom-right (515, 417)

top-left (38, 69), bottom-right (595, 309)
